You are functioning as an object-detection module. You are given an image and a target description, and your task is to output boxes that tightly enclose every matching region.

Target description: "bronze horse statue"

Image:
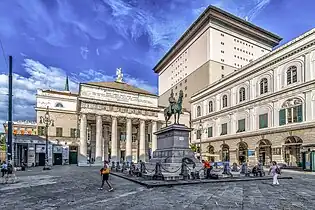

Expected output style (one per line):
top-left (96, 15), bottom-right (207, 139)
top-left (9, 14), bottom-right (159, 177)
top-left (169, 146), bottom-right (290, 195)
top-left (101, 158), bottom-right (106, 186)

top-left (164, 90), bottom-right (183, 126)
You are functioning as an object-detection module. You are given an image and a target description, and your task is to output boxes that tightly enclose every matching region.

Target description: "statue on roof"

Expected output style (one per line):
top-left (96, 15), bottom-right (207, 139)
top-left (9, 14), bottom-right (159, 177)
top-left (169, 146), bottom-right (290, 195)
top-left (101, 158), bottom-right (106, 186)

top-left (116, 68), bottom-right (123, 83)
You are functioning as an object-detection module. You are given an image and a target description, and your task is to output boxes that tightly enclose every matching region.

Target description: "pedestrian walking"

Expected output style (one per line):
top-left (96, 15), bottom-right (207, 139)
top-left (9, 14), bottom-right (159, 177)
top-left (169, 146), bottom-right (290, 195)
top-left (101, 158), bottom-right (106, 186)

top-left (268, 161), bottom-right (281, 185)
top-left (98, 160), bottom-right (114, 192)
top-left (1, 161), bottom-right (8, 177)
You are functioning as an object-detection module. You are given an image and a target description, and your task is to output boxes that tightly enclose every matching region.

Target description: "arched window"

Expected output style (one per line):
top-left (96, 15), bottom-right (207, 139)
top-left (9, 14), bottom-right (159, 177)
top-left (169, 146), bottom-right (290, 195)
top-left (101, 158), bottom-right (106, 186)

top-left (209, 101), bottom-right (213, 112)
top-left (260, 78), bottom-right (268, 94)
top-left (287, 66), bottom-right (297, 85)
top-left (55, 103), bottom-right (64, 108)
top-left (279, 98), bottom-right (303, 126)
top-left (222, 95), bottom-right (228, 108)
top-left (196, 106), bottom-right (201, 117)
top-left (239, 87), bottom-right (246, 102)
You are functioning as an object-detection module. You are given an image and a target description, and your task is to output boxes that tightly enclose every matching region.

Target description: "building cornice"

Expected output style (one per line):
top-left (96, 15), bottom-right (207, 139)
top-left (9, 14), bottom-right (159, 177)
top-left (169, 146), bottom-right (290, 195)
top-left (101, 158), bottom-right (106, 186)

top-left (36, 94), bottom-right (78, 102)
top-left (191, 79), bottom-right (315, 123)
top-left (196, 121), bottom-right (315, 144)
top-left (153, 5), bottom-right (281, 74)
top-left (191, 32), bottom-right (315, 102)
top-left (80, 83), bottom-right (158, 98)
top-left (78, 97), bottom-right (162, 112)
top-left (35, 107), bottom-right (78, 115)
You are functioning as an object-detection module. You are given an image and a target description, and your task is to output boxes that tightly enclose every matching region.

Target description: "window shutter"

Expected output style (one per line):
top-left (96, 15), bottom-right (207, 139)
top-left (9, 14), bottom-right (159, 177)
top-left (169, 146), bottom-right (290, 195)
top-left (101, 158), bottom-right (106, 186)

top-left (208, 127), bottom-right (213, 138)
top-left (297, 105), bottom-right (303, 122)
top-left (279, 109), bottom-right (286, 126)
top-left (259, 115), bottom-right (263, 129)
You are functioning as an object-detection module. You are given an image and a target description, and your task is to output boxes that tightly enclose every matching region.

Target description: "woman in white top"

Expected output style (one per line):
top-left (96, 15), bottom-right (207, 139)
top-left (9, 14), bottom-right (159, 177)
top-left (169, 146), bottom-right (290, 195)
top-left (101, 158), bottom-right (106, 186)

top-left (268, 161), bottom-right (280, 185)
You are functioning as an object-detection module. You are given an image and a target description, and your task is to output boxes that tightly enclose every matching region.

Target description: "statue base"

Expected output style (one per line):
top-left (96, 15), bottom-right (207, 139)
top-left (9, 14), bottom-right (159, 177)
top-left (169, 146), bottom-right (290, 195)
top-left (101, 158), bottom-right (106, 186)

top-left (144, 124), bottom-right (203, 180)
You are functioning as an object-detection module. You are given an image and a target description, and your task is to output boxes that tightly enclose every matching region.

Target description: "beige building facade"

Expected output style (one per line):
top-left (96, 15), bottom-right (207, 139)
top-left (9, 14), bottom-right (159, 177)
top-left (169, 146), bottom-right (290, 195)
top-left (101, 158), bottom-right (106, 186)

top-left (35, 76), bottom-right (190, 166)
top-left (190, 28), bottom-right (315, 168)
top-left (154, 6), bottom-right (282, 111)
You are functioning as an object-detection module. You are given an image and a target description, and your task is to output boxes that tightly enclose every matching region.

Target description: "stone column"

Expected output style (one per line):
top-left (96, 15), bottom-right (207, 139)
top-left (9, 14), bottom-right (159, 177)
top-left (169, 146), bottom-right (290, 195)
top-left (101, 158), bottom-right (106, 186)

top-left (151, 121), bottom-right (157, 152)
top-left (103, 125), bottom-right (109, 161)
top-left (139, 119), bottom-right (146, 162)
top-left (95, 115), bottom-right (103, 165)
top-left (79, 113), bottom-right (87, 166)
top-left (91, 125), bottom-right (96, 161)
top-left (125, 118), bottom-right (132, 162)
top-left (111, 116), bottom-right (118, 162)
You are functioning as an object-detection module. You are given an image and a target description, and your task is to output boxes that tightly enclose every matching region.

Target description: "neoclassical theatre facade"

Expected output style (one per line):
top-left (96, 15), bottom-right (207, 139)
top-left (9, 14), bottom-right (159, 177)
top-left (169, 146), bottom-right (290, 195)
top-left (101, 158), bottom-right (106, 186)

top-left (190, 29), bottom-right (315, 167)
top-left (77, 81), bottom-right (165, 166)
top-left (36, 78), bottom-right (190, 166)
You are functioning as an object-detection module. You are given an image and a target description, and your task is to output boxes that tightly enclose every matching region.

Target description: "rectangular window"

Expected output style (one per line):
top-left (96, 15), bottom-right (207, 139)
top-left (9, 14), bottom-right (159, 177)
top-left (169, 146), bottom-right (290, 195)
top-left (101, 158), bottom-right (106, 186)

top-left (38, 126), bottom-right (45, 136)
top-left (237, 119), bottom-right (245, 132)
top-left (208, 127), bottom-right (213, 138)
top-left (197, 130), bottom-right (201, 139)
top-left (297, 105), bottom-right (303, 122)
top-left (292, 107), bottom-right (298, 122)
top-left (70, 128), bottom-right (79, 138)
top-left (132, 134), bottom-right (137, 142)
top-left (221, 66), bottom-right (224, 70)
top-left (56, 127), bottom-right (63, 137)
top-left (221, 123), bottom-right (227, 135)
top-left (279, 109), bottom-right (286, 126)
top-left (287, 108), bottom-right (292, 123)
top-left (259, 114), bottom-right (268, 129)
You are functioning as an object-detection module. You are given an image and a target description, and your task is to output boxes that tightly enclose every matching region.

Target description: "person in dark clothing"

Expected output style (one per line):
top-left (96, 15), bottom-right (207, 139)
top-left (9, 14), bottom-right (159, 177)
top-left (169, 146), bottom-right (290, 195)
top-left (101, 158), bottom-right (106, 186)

top-left (98, 160), bottom-right (113, 192)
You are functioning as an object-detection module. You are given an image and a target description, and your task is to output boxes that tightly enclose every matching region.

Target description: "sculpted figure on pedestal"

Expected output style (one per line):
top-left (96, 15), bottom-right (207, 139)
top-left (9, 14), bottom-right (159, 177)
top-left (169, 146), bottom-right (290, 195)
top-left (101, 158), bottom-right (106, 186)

top-left (164, 90), bottom-right (184, 126)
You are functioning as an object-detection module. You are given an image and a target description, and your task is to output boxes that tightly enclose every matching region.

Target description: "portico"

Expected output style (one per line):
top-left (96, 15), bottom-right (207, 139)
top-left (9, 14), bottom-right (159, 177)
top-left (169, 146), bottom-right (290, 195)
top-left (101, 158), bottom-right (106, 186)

top-left (77, 77), bottom-right (161, 166)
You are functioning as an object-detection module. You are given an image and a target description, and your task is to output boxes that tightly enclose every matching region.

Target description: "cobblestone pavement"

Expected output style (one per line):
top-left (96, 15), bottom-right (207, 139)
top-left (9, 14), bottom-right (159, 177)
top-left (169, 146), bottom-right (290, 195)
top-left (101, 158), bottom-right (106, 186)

top-left (1, 166), bottom-right (315, 210)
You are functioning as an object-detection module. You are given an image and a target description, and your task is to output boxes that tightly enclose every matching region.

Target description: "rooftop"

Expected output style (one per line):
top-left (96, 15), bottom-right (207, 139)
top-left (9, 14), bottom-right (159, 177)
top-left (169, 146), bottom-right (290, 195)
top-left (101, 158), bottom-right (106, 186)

top-left (41, 89), bottom-right (78, 97)
top-left (83, 81), bottom-right (157, 96)
top-left (153, 5), bottom-right (282, 73)
top-left (191, 28), bottom-right (315, 99)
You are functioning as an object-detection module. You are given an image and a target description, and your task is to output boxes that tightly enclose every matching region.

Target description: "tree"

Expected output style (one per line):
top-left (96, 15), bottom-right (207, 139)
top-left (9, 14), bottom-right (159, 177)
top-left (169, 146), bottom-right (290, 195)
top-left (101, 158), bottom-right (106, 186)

top-left (190, 143), bottom-right (197, 152)
top-left (0, 134), bottom-right (5, 145)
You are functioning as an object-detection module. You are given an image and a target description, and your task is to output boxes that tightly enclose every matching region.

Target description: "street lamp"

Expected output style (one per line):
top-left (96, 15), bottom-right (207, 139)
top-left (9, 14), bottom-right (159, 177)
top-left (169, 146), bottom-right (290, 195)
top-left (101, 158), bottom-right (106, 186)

top-left (39, 106), bottom-right (54, 170)
top-left (198, 119), bottom-right (203, 161)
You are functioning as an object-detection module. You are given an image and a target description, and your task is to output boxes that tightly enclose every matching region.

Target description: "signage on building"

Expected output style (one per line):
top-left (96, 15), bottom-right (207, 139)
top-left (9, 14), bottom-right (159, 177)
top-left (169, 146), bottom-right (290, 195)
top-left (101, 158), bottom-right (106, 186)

top-left (53, 146), bottom-right (63, 154)
top-left (62, 146), bottom-right (69, 160)
top-left (248, 150), bottom-right (255, 156)
top-left (36, 145), bottom-right (46, 153)
top-left (80, 86), bottom-right (157, 107)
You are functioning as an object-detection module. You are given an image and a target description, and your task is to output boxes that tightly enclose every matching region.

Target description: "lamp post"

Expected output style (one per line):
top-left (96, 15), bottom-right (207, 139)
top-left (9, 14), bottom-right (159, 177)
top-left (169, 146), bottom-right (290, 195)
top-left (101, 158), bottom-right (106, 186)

top-left (198, 119), bottom-right (203, 161)
top-left (40, 106), bottom-right (54, 170)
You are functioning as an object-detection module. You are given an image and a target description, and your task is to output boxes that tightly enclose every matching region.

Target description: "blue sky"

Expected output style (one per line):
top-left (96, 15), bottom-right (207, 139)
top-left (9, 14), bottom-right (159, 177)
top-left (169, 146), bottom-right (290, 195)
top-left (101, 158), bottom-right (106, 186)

top-left (0, 0), bottom-right (314, 127)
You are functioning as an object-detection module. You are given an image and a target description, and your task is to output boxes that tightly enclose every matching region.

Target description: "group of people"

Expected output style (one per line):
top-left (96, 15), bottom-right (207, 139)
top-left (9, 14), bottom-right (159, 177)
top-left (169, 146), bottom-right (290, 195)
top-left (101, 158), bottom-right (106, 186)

top-left (201, 159), bottom-right (281, 185)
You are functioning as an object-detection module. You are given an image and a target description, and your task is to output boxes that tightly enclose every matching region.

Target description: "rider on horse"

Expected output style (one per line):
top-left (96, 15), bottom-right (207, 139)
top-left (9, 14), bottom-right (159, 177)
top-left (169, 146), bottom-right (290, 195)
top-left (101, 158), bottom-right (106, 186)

top-left (168, 89), bottom-right (176, 113)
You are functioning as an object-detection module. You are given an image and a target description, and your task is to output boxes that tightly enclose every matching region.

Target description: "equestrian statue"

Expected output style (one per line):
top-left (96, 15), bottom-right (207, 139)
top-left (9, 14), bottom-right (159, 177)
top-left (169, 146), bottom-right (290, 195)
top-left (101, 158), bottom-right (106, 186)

top-left (164, 89), bottom-right (183, 126)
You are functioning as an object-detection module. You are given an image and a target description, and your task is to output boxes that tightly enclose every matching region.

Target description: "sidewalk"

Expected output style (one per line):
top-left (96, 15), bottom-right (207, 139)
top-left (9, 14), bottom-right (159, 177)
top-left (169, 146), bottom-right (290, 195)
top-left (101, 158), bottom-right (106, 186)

top-left (263, 168), bottom-right (315, 175)
top-left (281, 169), bottom-right (315, 175)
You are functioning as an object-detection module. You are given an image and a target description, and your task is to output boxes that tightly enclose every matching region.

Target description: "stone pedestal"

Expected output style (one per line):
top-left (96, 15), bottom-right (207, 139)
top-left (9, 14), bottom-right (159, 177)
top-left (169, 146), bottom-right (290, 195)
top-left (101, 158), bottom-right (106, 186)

top-left (145, 124), bottom-right (202, 180)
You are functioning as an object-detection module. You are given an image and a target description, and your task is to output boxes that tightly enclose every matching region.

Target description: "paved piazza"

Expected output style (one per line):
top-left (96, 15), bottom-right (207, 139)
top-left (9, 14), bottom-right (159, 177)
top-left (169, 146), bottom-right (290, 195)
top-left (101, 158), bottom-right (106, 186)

top-left (0, 166), bottom-right (314, 210)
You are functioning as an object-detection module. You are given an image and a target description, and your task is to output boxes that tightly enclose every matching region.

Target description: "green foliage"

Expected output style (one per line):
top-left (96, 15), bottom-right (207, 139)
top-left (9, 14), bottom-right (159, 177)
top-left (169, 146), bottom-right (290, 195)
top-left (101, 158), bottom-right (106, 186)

top-left (190, 144), bottom-right (197, 152)
top-left (0, 135), bottom-right (5, 144)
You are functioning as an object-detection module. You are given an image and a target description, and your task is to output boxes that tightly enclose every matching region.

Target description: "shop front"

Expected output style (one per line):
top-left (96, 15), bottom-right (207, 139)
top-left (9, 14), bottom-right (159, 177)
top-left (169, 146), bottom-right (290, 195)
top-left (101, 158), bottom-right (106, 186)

top-left (301, 144), bottom-right (315, 172)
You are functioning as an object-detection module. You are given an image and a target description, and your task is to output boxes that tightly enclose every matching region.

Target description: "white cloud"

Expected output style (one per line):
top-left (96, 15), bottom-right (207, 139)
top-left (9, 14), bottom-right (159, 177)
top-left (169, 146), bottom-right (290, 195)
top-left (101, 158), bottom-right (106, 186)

top-left (80, 47), bottom-right (89, 60)
top-left (0, 58), bottom-right (157, 131)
